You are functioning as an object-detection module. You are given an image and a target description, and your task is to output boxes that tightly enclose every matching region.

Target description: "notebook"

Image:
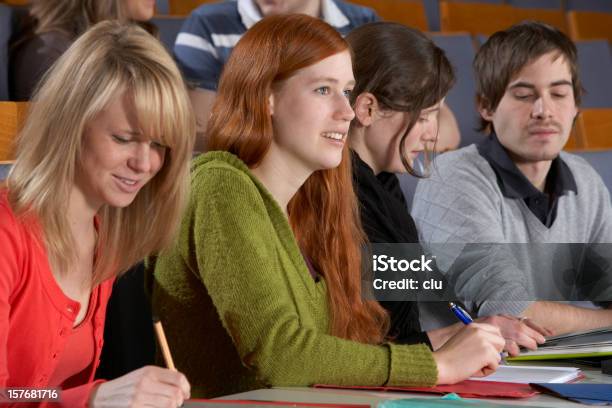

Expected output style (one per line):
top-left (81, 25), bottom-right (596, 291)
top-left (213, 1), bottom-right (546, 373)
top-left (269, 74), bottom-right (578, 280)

top-left (511, 326), bottom-right (612, 360)
top-left (469, 365), bottom-right (582, 384)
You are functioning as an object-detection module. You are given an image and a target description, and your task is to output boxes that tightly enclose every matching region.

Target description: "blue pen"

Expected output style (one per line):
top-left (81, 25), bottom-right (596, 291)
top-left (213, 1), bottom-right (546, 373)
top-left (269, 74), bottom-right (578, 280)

top-left (449, 302), bottom-right (473, 324)
top-left (448, 302), bottom-right (507, 364)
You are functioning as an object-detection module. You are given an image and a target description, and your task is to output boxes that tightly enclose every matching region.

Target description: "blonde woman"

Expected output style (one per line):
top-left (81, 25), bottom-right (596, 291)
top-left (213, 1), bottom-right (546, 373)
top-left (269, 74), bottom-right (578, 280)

top-left (1, 21), bottom-right (194, 407)
top-left (11, 0), bottom-right (157, 100)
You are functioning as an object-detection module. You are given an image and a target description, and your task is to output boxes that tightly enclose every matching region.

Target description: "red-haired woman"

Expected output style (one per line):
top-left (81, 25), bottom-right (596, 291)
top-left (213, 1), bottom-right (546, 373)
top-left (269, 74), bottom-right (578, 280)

top-left (151, 14), bottom-right (505, 399)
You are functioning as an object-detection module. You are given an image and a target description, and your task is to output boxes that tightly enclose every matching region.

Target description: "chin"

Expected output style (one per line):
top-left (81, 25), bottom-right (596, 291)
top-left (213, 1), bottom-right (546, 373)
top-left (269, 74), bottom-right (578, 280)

top-left (319, 156), bottom-right (344, 171)
top-left (522, 150), bottom-right (562, 162)
top-left (104, 194), bottom-right (138, 209)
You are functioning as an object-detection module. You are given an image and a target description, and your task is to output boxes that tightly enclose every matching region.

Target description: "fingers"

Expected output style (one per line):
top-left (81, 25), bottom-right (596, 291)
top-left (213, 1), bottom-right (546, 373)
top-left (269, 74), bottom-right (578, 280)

top-left (142, 380), bottom-right (186, 406)
top-left (146, 366), bottom-right (191, 399)
top-left (484, 315), bottom-right (547, 350)
top-left (473, 323), bottom-right (505, 352)
top-left (523, 317), bottom-right (553, 337)
top-left (469, 322), bottom-right (502, 337)
top-left (505, 339), bottom-right (521, 356)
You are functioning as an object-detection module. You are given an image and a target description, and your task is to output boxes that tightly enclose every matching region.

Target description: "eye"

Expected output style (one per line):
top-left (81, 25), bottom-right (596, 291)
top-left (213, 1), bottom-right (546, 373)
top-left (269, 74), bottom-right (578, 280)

top-left (112, 134), bottom-right (130, 144)
top-left (418, 116), bottom-right (429, 123)
top-left (552, 93), bottom-right (567, 99)
top-left (150, 140), bottom-right (167, 150)
top-left (315, 86), bottom-right (330, 95)
top-left (343, 88), bottom-right (353, 98)
top-left (514, 93), bottom-right (534, 101)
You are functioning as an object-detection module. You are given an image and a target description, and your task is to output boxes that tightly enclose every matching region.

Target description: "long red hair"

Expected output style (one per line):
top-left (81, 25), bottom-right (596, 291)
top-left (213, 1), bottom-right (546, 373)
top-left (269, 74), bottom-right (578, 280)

top-left (207, 14), bottom-right (388, 344)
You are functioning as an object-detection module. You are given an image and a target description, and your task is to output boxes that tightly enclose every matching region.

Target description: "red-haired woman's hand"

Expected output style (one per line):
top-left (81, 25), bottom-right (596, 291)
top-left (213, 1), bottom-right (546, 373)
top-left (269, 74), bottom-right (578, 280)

top-left (432, 323), bottom-right (505, 385)
top-left (89, 366), bottom-right (190, 407)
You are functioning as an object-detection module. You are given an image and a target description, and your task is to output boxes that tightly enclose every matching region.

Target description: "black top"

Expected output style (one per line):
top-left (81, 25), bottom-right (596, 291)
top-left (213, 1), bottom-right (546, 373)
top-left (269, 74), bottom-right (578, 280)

top-left (352, 151), bottom-right (432, 347)
top-left (10, 30), bottom-right (72, 101)
top-left (476, 134), bottom-right (577, 228)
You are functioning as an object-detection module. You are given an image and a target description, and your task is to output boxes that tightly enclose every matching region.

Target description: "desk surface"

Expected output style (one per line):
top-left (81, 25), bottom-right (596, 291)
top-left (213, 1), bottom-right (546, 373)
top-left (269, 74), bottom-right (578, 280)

top-left (207, 363), bottom-right (611, 408)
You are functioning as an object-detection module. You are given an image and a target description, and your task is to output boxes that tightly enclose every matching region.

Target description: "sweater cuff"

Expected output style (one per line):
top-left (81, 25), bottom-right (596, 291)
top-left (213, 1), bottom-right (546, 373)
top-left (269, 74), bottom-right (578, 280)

top-left (386, 343), bottom-right (437, 387)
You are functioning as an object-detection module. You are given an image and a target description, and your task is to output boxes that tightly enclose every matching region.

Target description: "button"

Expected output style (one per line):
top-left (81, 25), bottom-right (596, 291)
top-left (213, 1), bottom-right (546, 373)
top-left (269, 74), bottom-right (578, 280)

top-left (52, 353), bottom-right (57, 359)
top-left (66, 306), bottom-right (74, 314)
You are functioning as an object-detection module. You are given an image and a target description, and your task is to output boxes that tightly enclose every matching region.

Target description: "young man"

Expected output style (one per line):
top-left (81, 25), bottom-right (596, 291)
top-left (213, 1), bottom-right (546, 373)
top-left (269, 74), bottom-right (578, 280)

top-left (173, 0), bottom-right (460, 152)
top-left (412, 22), bottom-right (612, 336)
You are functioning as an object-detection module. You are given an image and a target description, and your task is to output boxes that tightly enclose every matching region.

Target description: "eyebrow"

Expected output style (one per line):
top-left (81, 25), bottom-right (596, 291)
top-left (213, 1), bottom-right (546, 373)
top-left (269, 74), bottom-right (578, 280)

top-left (508, 80), bottom-right (573, 90)
top-left (308, 77), bottom-right (355, 86)
top-left (113, 128), bottom-right (141, 135)
top-left (422, 106), bottom-right (440, 114)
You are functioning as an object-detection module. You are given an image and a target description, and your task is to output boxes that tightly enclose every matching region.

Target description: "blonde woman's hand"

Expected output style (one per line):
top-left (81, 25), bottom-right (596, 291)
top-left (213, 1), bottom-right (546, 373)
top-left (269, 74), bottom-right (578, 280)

top-left (90, 365), bottom-right (190, 408)
top-left (432, 323), bottom-right (505, 385)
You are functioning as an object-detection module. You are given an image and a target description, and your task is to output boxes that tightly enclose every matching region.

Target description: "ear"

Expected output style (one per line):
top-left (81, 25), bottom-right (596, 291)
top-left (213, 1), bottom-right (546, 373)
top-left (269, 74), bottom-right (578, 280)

top-left (479, 105), bottom-right (495, 122)
top-left (353, 92), bottom-right (378, 127)
top-left (477, 95), bottom-right (494, 122)
top-left (268, 93), bottom-right (275, 116)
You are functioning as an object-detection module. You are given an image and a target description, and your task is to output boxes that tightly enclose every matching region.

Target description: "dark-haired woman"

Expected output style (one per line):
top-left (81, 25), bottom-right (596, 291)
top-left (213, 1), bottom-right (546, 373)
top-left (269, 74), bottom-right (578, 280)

top-left (347, 22), bottom-right (549, 358)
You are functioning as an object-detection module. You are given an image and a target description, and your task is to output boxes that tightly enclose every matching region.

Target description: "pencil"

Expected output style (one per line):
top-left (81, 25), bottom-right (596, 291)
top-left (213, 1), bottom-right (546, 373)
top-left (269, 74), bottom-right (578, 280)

top-left (152, 315), bottom-right (176, 371)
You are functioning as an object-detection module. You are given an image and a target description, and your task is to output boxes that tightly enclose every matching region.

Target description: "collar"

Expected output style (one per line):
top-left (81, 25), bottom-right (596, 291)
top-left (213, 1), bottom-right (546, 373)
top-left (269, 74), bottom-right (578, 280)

top-left (476, 133), bottom-right (577, 199)
top-left (237, 0), bottom-right (350, 29)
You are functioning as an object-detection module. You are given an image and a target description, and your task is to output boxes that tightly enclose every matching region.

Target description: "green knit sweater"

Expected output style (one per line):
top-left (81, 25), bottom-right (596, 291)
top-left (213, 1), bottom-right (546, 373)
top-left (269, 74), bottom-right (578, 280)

top-left (152, 151), bottom-right (437, 398)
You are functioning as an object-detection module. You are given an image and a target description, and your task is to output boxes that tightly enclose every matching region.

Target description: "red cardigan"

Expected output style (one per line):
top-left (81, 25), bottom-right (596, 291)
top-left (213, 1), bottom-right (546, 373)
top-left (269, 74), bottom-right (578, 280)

top-left (0, 192), bottom-right (114, 407)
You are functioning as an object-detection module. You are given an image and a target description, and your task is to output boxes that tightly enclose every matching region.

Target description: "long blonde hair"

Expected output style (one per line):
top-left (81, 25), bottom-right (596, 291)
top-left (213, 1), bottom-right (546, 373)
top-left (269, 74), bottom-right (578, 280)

top-left (8, 21), bottom-right (195, 283)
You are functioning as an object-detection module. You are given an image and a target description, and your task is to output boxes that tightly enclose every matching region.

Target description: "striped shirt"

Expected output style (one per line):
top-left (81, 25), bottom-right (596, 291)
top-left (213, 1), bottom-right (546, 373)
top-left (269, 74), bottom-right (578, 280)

top-left (174, 0), bottom-right (378, 90)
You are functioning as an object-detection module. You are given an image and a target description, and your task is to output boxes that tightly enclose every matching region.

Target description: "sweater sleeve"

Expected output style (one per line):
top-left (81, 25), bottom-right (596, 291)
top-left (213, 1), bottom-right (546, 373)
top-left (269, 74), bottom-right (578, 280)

top-left (412, 155), bottom-right (533, 318)
top-left (581, 166), bottom-right (612, 305)
top-left (192, 166), bottom-right (437, 387)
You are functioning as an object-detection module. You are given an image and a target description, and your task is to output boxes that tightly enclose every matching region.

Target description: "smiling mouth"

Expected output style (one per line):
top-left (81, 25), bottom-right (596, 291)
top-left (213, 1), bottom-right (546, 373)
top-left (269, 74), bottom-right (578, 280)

top-left (321, 132), bottom-right (346, 141)
top-left (113, 175), bottom-right (139, 186)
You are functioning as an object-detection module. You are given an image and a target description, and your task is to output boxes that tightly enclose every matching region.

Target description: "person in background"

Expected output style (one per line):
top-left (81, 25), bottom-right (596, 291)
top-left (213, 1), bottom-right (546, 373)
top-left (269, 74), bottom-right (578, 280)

top-left (347, 22), bottom-right (548, 355)
top-left (172, 0), bottom-right (460, 152)
top-left (10, 0), bottom-right (156, 101)
top-left (1, 21), bottom-right (194, 407)
top-left (412, 22), bottom-right (612, 335)
top-left (152, 14), bottom-right (505, 399)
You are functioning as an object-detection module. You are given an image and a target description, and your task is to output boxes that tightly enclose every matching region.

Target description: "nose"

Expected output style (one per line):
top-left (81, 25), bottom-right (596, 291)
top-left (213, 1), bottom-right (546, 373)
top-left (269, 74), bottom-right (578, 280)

top-left (128, 142), bottom-right (152, 173)
top-left (420, 120), bottom-right (438, 144)
top-left (415, 117), bottom-right (438, 149)
top-left (531, 95), bottom-right (552, 119)
top-left (334, 94), bottom-right (355, 122)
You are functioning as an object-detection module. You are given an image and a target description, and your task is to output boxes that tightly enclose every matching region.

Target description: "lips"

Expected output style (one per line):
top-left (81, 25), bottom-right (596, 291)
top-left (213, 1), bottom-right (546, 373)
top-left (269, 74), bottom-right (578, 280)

top-left (321, 131), bottom-right (346, 141)
top-left (113, 174), bottom-right (142, 194)
top-left (529, 128), bottom-right (558, 135)
top-left (410, 150), bottom-right (423, 158)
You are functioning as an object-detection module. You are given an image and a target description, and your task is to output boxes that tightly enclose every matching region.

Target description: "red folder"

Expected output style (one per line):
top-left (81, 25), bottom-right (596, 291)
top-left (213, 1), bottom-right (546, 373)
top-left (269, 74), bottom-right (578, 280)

top-left (188, 399), bottom-right (371, 408)
top-left (314, 380), bottom-right (539, 399)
